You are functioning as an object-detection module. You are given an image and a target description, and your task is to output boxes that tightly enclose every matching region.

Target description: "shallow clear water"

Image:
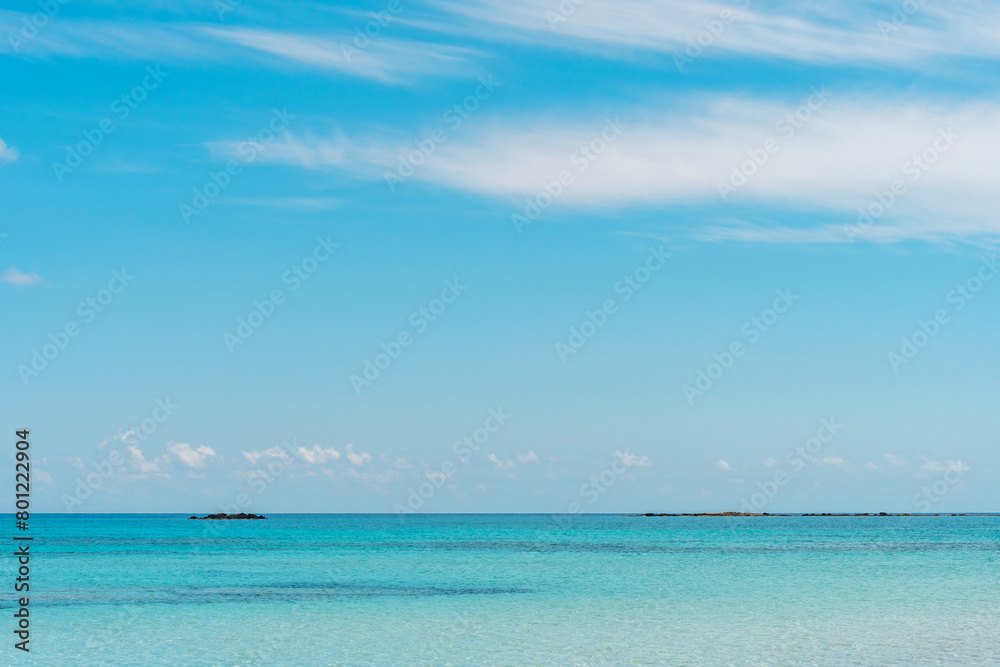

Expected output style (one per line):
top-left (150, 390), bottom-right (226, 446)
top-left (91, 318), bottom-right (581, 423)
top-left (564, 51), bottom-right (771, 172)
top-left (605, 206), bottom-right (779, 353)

top-left (9, 514), bottom-right (1000, 665)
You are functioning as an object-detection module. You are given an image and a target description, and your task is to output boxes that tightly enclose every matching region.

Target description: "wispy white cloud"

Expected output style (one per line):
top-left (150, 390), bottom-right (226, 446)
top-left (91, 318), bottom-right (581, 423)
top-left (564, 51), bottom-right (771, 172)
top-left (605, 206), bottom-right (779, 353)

top-left (246, 97), bottom-right (1000, 243)
top-left (166, 442), bottom-right (218, 468)
top-left (200, 26), bottom-right (477, 84)
top-left (380, 454), bottom-right (411, 469)
top-left (204, 131), bottom-right (361, 169)
top-left (0, 14), bottom-right (218, 60)
top-left (239, 443), bottom-right (397, 475)
top-left (2, 268), bottom-right (44, 286)
top-left (8, 1), bottom-right (1000, 72)
top-left (516, 451), bottom-right (539, 464)
top-left (126, 444), bottom-right (169, 478)
top-left (617, 451), bottom-right (651, 467)
top-left (344, 443), bottom-right (371, 467)
top-left (763, 457), bottom-right (780, 467)
top-left (487, 453), bottom-right (515, 471)
top-left (0, 138), bottom-right (18, 162)
top-left (715, 459), bottom-right (734, 471)
top-left (434, 0), bottom-right (1000, 67)
top-left (297, 444), bottom-right (341, 464)
top-left (0, 14), bottom-right (475, 83)
top-left (241, 445), bottom-right (292, 465)
top-left (817, 456), bottom-right (846, 466)
top-left (885, 453), bottom-right (908, 467)
top-left (920, 458), bottom-right (971, 473)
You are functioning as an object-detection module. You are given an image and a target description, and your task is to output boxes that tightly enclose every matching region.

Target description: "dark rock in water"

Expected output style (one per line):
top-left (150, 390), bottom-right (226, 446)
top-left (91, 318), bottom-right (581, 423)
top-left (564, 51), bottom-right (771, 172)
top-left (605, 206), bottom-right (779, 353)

top-left (629, 512), bottom-right (765, 516)
top-left (188, 513), bottom-right (267, 520)
top-left (878, 512), bottom-right (888, 516)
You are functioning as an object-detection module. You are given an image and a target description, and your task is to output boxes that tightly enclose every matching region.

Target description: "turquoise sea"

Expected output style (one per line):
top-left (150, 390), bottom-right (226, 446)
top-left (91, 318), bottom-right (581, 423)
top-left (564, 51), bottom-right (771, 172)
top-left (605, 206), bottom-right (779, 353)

top-left (9, 514), bottom-right (1000, 665)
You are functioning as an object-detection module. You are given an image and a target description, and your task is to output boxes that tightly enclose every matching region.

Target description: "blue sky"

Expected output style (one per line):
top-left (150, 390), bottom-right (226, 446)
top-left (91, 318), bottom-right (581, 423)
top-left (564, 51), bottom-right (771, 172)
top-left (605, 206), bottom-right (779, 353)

top-left (2, 0), bottom-right (999, 513)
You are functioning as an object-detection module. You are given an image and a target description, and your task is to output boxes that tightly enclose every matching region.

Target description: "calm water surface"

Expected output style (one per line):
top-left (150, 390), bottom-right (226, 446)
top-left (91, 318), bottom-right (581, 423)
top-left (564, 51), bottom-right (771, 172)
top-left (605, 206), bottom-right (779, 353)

top-left (8, 514), bottom-right (1000, 665)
